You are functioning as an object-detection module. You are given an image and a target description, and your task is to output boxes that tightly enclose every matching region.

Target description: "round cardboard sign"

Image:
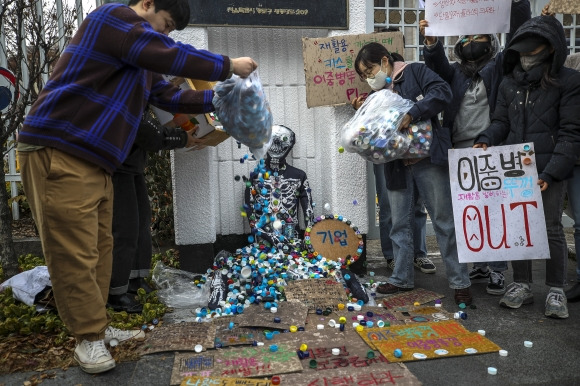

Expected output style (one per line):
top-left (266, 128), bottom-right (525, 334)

top-left (305, 215), bottom-right (363, 261)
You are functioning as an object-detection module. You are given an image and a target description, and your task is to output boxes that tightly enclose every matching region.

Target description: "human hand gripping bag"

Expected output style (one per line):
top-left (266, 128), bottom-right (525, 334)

top-left (212, 71), bottom-right (273, 159)
top-left (341, 89), bottom-right (432, 163)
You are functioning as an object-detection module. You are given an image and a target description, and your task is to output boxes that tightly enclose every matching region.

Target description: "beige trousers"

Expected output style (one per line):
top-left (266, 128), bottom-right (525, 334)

top-left (19, 147), bottom-right (113, 341)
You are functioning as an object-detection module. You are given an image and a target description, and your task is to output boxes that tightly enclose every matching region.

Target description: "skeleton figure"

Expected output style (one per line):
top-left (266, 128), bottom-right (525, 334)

top-left (245, 125), bottom-right (314, 250)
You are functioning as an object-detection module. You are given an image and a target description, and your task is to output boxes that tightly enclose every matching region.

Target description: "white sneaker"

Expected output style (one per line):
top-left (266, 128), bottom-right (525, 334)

top-left (545, 289), bottom-right (569, 319)
top-left (74, 339), bottom-right (115, 374)
top-left (104, 326), bottom-right (146, 345)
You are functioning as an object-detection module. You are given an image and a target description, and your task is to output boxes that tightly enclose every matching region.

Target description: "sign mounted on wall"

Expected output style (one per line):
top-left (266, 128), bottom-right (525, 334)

top-left (187, 0), bottom-right (348, 28)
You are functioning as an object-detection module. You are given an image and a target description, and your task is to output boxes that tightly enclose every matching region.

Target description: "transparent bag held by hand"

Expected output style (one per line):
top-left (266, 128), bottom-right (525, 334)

top-left (213, 71), bottom-right (273, 159)
top-left (341, 89), bottom-right (432, 163)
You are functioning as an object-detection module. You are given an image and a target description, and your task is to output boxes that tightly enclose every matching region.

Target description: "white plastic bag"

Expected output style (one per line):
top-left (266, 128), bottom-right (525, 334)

top-left (213, 72), bottom-right (273, 159)
top-left (341, 89), bottom-right (432, 163)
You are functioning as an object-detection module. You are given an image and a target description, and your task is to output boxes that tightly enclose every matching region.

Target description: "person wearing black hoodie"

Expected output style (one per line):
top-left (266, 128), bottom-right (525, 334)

top-left (108, 110), bottom-right (201, 313)
top-left (420, 0), bottom-right (531, 296)
top-left (474, 15), bottom-right (580, 319)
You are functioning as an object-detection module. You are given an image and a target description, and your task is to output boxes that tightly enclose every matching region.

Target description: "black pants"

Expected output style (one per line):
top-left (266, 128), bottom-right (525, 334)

top-left (109, 171), bottom-right (152, 295)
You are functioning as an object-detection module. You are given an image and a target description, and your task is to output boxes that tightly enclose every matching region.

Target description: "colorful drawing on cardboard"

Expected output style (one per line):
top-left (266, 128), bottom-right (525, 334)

top-left (358, 320), bottom-right (501, 362)
top-left (170, 343), bottom-right (302, 385)
top-left (280, 362), bottom-right (421, 385)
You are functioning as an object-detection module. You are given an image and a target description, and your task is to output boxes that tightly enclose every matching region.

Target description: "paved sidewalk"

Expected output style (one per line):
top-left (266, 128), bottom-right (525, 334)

top-left (1, 238), bottom-right (579, 386)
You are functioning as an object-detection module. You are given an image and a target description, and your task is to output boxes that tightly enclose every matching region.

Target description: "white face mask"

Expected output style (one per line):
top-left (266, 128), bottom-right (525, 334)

top-left (366, 62), bottom-right (391, 90)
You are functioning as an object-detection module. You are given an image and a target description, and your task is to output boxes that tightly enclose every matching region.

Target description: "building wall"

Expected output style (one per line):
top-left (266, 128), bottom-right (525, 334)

top-left (171, 0), bottom-right (374, 269)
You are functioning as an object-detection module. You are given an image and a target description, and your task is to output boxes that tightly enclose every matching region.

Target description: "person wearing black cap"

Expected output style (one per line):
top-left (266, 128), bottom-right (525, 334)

top-left (474, 15), bottom-right (580, 319)
top-left (419, 0), bottom-right (531, 297)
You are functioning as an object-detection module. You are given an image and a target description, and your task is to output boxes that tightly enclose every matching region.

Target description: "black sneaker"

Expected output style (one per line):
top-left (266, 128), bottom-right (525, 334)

top-left (469, 266), bottom-right (490, 280)
top-left (414, 256), bottom-right (436, 274)
top-left (107, 293), bottom-right (143, 313)
top-left (486, 271), bottom-right (506, 295)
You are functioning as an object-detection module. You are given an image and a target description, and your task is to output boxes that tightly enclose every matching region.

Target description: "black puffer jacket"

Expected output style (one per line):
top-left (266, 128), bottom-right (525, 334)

top-left (475, 16), bottom-right (580, 184)
top-left (116, 111), bottom-right (188, 174)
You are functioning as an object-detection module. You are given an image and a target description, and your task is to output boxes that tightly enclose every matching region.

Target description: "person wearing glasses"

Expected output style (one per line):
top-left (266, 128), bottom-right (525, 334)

top-left (351, 42), bottom-right (473, 306)
top-left (419, 0), bottom-right (531, 296)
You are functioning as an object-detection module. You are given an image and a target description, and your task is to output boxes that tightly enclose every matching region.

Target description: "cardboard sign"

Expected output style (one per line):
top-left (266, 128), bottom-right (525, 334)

top-left (380, 288), bottom-right (445, 309)
top-left (302, 32), bottom-right (404, 108)
top-left (140, 322), bottom-right (216, 355)
top-left (237, 300), bottom-right (309, 330)
top-left (284, 279), bottom-right (349, 312)
top-left (307, 217), bottom-right (363, 261)
top-left (213, 316), bottom-right (260, 348)
top-left (181, 376), bottom-right (271, 386)
top-left (448, 144), bottom-right (549, 263)
top-left (358, 320), bottom-right (501, 362)
top-left (548, 0), bottom-right (580, 14)
top-left (424, 0), bottom-right (511, 36)
top-left (280, 362), bottom-right (421, 385)
top-left (171, 343), bottom-right (302, 385)
top-left (150, 77), bottom-right (230, 148)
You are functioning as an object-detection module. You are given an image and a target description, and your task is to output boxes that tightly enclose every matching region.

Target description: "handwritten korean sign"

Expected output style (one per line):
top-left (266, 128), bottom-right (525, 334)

top-left (181, 376), bottom-right (271, 386)
top-left (302, 32), bottom-right (404, 108)
top-left (284, 279), bottom-right (349, 312)
top-left (307, 217), bottom-right (363, 261)
top-left (425, 0), bottom-right (511, 36)
top-left (448, 144), bottom-right (549, 263)
top-left (359, 320), bottom-right (501, 362)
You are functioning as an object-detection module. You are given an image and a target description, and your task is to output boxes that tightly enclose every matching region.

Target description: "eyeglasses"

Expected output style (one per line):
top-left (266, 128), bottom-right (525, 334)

top-left (460, 35), bottom-right (489, 45)
top-left (360, 64), bottom-right (379, 80)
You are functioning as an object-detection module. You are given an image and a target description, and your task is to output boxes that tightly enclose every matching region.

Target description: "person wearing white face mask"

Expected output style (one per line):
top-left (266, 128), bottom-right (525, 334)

top-left (351, 48), bottom-right (434, 276)
top-left (474, 15), bottom-right (580, 319)
top-left (351, 43), bottom-right (473, 306)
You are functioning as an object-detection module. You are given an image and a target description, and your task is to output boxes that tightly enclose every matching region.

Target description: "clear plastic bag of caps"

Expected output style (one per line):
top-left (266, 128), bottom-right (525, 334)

top-left (213, 71), bottom-right (273, 159)
top-left (341, 89), bottom-right (432, 163)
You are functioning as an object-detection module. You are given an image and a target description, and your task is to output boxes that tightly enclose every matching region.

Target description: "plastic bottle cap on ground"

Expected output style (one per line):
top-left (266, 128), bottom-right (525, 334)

top-left (377, 320), bottom-right (385, 328)
top-left (290, 325), bottom-right (298, 332)
top-left (356, 325), bottom-right (364, 332)
top-left (328, 319), bottom-right (336, 327)
top-left (354, 304), bottom-right (362, 311)
top-left (394, 349), bottom-right (402, 358)
top-left (413, 302), bottom-right (420, 306)
top-left (477, 330), bottom-right (486, 336)
top-left (332, 348), bottom-right (340, 355)
top-left (271, 375), bottom-right (281, 385)
top-left (499, 349), bottom-right (508, 356)
top-left (339, 317), bottom-right (347, 324)
top-left (435, 303), bottom-right (442, 308)
top-left (194, 344), bottom-right (203, 353)
top-left (300, 344), bottom-right (308, 351)
top-left (488, 367), bottom-right (498, 375)
top-left (357, 315), bottom-right (365, 321)
top-left (270, 307), bottom-right (278, 313)
top-left (524, 341), bottom-right (533, 348)
top-left (337, 303), bottom-right (345, 310)
top-left (317, 324), bottom-right (324, 330)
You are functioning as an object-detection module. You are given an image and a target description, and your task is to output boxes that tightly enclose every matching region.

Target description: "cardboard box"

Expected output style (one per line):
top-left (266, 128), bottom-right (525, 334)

top-left (149, 76), bottom-right (230, 150)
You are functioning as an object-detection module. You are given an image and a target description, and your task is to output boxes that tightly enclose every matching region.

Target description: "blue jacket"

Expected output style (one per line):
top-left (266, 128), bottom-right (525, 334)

top-left (385, 62), bottom-right (453, 190)
top-left (423, 0), bottom-right (531, 145)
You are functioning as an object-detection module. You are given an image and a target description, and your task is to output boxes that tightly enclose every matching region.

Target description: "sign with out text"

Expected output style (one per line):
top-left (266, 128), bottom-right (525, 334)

top-left (424, 0), bottom-right (512, 36)
top-left (302, 32), bottom-right (404, 108)
top-left (448, 144), bottom-right (549, 263)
